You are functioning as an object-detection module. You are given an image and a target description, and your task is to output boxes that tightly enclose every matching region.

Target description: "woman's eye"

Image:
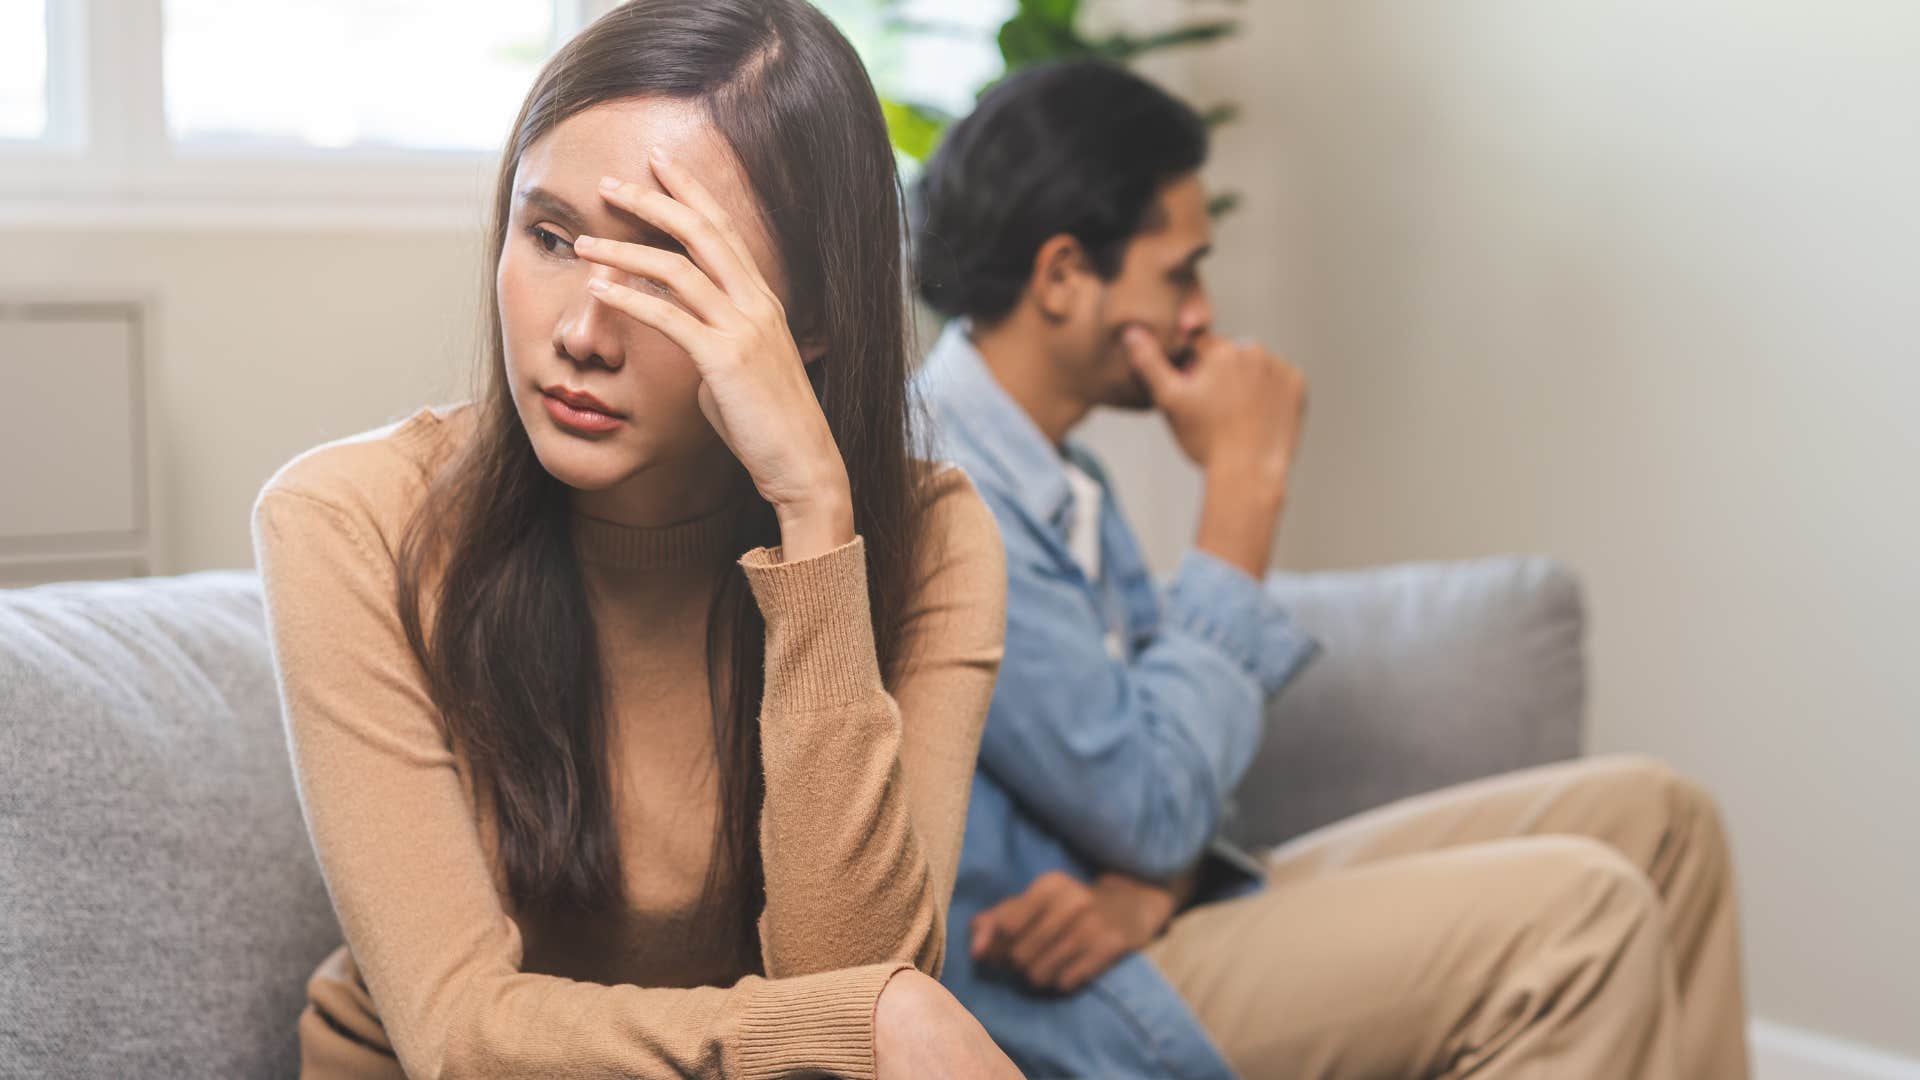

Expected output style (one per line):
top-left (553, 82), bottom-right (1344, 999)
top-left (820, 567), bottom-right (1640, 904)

top-left (529, 224), bottom-right (574, 257)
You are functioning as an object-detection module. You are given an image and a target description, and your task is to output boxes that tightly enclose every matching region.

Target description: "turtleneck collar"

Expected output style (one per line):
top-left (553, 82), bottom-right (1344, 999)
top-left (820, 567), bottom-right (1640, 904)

top-left (569, 497), bottom-right (749, 571)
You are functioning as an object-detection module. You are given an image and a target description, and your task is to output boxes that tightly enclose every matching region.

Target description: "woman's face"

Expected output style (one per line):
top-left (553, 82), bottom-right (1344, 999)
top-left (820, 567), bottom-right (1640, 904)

top-left (497, 98), bottom-right (788, 497)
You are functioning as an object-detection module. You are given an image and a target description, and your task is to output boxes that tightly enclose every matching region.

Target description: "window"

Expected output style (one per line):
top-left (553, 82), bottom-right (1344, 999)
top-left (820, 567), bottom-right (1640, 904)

top-left (0, 4), bottom-right (48, 141)
top-left (821, 0), bottom-right (1011, 119)
top-left (162, 0), bottom-right (560, 155)
top-left (811, 0), bottom-right (1012, 181)
top-left (0, 0), bottom-right (588, 225)
top-left (0, 0), bottom-right (1003, 226)
top-left (2, 0), bottom-right (83, 150)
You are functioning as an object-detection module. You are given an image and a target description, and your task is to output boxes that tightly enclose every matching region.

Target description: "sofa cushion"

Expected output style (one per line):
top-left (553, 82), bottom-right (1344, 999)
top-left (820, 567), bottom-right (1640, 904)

top-left (1229, 556), bottom-right (1587, 850)
top-left (0, 571), bottom-right (338, 1078)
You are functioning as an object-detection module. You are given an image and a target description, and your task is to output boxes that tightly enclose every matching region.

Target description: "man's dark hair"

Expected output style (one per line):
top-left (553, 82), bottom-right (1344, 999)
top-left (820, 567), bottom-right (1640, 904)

top-left (910, 59), bottom-right (1208, 326)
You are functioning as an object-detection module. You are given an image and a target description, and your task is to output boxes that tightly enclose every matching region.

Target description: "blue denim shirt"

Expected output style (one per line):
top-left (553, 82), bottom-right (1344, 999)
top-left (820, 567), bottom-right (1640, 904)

top-left (914, 323), bottom-right (1320, 1079)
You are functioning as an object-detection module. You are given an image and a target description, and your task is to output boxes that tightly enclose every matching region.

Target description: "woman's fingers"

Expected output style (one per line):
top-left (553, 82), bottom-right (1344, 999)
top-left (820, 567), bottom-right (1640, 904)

top-left (645, 150), bottom-right (764, 283)
top-left (573, 235), bottom-right (735, 329)
top-left (584, 278), bottom-right (710, 358)
top-left (596, 164), bottom-right (768, 311)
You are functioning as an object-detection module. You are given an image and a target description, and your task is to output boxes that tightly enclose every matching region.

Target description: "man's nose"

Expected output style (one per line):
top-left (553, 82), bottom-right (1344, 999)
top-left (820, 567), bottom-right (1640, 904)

top-left (1180, 287), bottom-right (1214, 340)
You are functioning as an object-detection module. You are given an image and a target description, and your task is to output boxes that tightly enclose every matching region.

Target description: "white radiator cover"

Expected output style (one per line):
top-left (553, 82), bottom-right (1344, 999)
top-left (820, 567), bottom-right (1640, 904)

top-left (0, 299), bottom-right (154, 586)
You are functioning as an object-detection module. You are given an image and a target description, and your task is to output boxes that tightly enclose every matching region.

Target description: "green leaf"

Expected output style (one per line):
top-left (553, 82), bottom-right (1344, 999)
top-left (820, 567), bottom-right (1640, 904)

top-left (885, 0), bottom-right (1249, 221)
top-left (1097, 19), bottom-right (1240, 61)
top-left (1018, 0), bottom-right (1080, 30)
top-left (881, 99), bottom-right (952, 163)
top-left (997, 11), bottom-right (1091, 70)
top-left (1198, 102), bottom-right (1240, 128)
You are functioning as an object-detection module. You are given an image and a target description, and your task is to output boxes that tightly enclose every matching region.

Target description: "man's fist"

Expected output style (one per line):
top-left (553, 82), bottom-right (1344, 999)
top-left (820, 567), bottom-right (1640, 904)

top-left (1122, 326), bottom-right (1307, 496)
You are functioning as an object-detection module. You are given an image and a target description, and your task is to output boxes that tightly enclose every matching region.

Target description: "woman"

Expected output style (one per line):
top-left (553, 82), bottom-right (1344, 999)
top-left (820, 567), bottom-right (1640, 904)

top-left (252, 2), bottom-right (1018, 1076)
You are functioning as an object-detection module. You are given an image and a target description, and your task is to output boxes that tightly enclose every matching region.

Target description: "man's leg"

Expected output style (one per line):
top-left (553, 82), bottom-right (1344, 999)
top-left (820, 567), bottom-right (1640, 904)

top-left (1257, 754), bottom-right (1749, 1078)
top-left (1144, 835), bottom-right (1683, 1079)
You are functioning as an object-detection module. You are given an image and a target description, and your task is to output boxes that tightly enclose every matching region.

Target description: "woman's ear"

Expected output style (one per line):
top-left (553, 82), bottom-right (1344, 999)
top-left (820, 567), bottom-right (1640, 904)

top-left (787, 313), bottom-right (827, 364)
top-left (1031, 234), bottom-right (1090, 324)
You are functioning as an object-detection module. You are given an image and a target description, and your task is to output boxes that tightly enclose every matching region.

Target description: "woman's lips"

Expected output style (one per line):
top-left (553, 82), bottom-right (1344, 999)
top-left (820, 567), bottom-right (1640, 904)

top-left (541, 388), bottom-right (626, 435)
top-left (543, 384), bottom-right (624, 415)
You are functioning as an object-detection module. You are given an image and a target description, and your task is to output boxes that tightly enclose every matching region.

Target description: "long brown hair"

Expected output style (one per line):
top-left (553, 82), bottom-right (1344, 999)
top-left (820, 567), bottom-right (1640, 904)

top-left (395, 0), bottom-right (923, 950)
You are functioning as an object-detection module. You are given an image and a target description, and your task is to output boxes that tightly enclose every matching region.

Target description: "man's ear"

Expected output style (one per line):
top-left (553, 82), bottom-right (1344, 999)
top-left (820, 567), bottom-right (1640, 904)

top-left (1030, 234), bottom-right (1091, 323)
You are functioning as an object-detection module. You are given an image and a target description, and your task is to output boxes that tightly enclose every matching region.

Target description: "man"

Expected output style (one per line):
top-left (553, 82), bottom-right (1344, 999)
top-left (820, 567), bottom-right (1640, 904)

top-left (911, 60), bottom-right (1750, 1079)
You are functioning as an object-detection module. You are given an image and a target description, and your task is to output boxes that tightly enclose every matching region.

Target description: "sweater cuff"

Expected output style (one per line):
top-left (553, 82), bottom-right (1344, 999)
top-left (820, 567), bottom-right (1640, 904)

top-left (739, 535), bottom-right (886, 714)
top-left (734, 962), bottom-right (910, 1080)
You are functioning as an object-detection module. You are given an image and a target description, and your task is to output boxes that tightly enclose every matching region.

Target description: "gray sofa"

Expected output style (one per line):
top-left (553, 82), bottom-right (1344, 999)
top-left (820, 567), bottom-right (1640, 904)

top-left (0, 557), bottom-right (1583, 1077)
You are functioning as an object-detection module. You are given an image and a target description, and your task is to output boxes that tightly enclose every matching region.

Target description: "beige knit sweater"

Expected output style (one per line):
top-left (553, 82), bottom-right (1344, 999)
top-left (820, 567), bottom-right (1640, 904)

top-left (251, 405), bottom-right (1006, 1079)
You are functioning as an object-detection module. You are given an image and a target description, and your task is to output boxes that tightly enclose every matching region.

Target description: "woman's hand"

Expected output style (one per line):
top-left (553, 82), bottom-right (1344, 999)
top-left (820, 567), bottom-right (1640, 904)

top-left (875, 969), bottom-right (1025, 1080)
top-left (575, 149), bottom-right (854, 561)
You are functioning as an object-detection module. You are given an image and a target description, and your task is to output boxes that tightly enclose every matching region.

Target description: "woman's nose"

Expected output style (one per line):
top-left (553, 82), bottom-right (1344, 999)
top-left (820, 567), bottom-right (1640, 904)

top-left (553, 264), bottom-right (630, 371)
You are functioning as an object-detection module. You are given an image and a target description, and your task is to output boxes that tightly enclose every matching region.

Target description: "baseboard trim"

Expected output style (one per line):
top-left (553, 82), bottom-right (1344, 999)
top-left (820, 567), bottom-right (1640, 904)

top-left (1753, 1019), bottom-right (1920, 1079)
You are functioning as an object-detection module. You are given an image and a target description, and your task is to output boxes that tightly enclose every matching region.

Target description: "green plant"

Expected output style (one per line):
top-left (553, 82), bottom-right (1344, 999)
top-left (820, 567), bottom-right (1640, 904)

top-left (876, 0), bottom-right (1244, 216)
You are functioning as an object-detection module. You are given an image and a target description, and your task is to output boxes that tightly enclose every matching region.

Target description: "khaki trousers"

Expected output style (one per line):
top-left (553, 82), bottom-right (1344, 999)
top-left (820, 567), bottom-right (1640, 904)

top-left (1144, 755), bottom-right (1750, 1079)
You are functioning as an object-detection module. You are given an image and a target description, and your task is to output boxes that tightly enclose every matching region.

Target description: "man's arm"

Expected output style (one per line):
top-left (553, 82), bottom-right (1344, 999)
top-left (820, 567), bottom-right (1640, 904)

top-left (979, 519), bottom-right (1315, 881)
top-left (1196, 455), bottom-right (1288, 578)
top-left (1126, 324), bottom-right (1309, 579)
top-left (975, 328), bottom-right (1314, 879)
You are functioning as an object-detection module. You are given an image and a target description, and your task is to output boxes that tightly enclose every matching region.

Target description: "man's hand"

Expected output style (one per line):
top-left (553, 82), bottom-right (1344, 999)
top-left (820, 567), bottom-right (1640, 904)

top-left (1123, 327), bottom-right (1307, 492)
top-left (1124, 327), bottom-right (1309, 578)
top-left (968, 870), bottom-right (1181, 994)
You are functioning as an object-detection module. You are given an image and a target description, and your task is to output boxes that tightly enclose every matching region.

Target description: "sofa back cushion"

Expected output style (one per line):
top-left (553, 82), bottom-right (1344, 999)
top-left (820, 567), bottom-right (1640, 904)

top-left (1, 571), bottom-right (338, 1078)
top-left (1234, 556), bottom-right (1587, 848)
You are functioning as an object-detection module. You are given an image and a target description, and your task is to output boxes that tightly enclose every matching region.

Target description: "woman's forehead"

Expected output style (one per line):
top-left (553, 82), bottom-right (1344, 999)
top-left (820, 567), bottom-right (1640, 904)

top-left (515, 98), bottom-right (781, 273)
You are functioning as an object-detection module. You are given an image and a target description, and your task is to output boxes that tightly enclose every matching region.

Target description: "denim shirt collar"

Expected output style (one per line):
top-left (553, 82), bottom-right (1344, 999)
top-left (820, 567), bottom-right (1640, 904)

top-left (918, 320), bottom-right (1078, 535)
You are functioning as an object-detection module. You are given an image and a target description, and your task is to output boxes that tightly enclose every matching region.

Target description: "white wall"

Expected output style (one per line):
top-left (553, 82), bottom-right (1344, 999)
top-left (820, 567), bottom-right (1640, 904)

top-left (1098, 0), bottom-right (1918, 1060)
top-left (0, 227), bottom-right (482, 571)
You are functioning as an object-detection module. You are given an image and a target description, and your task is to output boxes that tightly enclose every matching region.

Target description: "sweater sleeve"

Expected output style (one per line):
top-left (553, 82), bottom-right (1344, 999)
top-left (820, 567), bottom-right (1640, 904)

top-left (741, 466), bottom-right (1007, 979)
top-left (253, 483), bottom-right (909, 1080)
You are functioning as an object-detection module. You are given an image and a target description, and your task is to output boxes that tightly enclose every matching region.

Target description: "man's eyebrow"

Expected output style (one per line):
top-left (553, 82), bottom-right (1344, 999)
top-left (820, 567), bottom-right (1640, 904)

top-left (516, 186), bottom-right (589, 234)
top-left (1179, 243), bottom-right (1213, 269)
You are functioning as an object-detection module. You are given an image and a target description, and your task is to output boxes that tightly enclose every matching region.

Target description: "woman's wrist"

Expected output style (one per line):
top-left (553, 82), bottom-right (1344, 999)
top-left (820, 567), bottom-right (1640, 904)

top-left (875, 968), bottom-right (1022, 1080)
top-left (772, 482), bottom-right (855, 563)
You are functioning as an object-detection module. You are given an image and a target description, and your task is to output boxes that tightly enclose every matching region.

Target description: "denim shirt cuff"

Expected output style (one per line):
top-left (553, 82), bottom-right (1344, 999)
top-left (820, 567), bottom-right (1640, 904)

top-left (1168, 549), bottom-right (1322, 697)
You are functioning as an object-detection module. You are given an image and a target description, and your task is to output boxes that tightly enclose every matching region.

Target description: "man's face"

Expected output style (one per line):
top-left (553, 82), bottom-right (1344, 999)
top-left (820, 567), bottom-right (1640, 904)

top-left (1066, 173), bottom-right (1215, 410)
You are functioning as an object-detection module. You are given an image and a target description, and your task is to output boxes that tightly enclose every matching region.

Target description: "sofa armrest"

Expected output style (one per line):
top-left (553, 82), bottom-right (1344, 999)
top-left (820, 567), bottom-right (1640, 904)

top-left (1225, 556), bottom-right (1587, 850)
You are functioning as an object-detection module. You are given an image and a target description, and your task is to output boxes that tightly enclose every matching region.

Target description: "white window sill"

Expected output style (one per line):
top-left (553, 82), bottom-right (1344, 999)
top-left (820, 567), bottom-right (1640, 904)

top-left (0, 149), bottom-right (502, 231)
top-left (0, 197), bottom-right (491, 231)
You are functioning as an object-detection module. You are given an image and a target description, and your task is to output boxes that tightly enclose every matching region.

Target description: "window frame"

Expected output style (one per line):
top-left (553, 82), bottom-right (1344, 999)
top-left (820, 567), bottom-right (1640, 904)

top-left (0, 0), bottom-right (600, 229)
